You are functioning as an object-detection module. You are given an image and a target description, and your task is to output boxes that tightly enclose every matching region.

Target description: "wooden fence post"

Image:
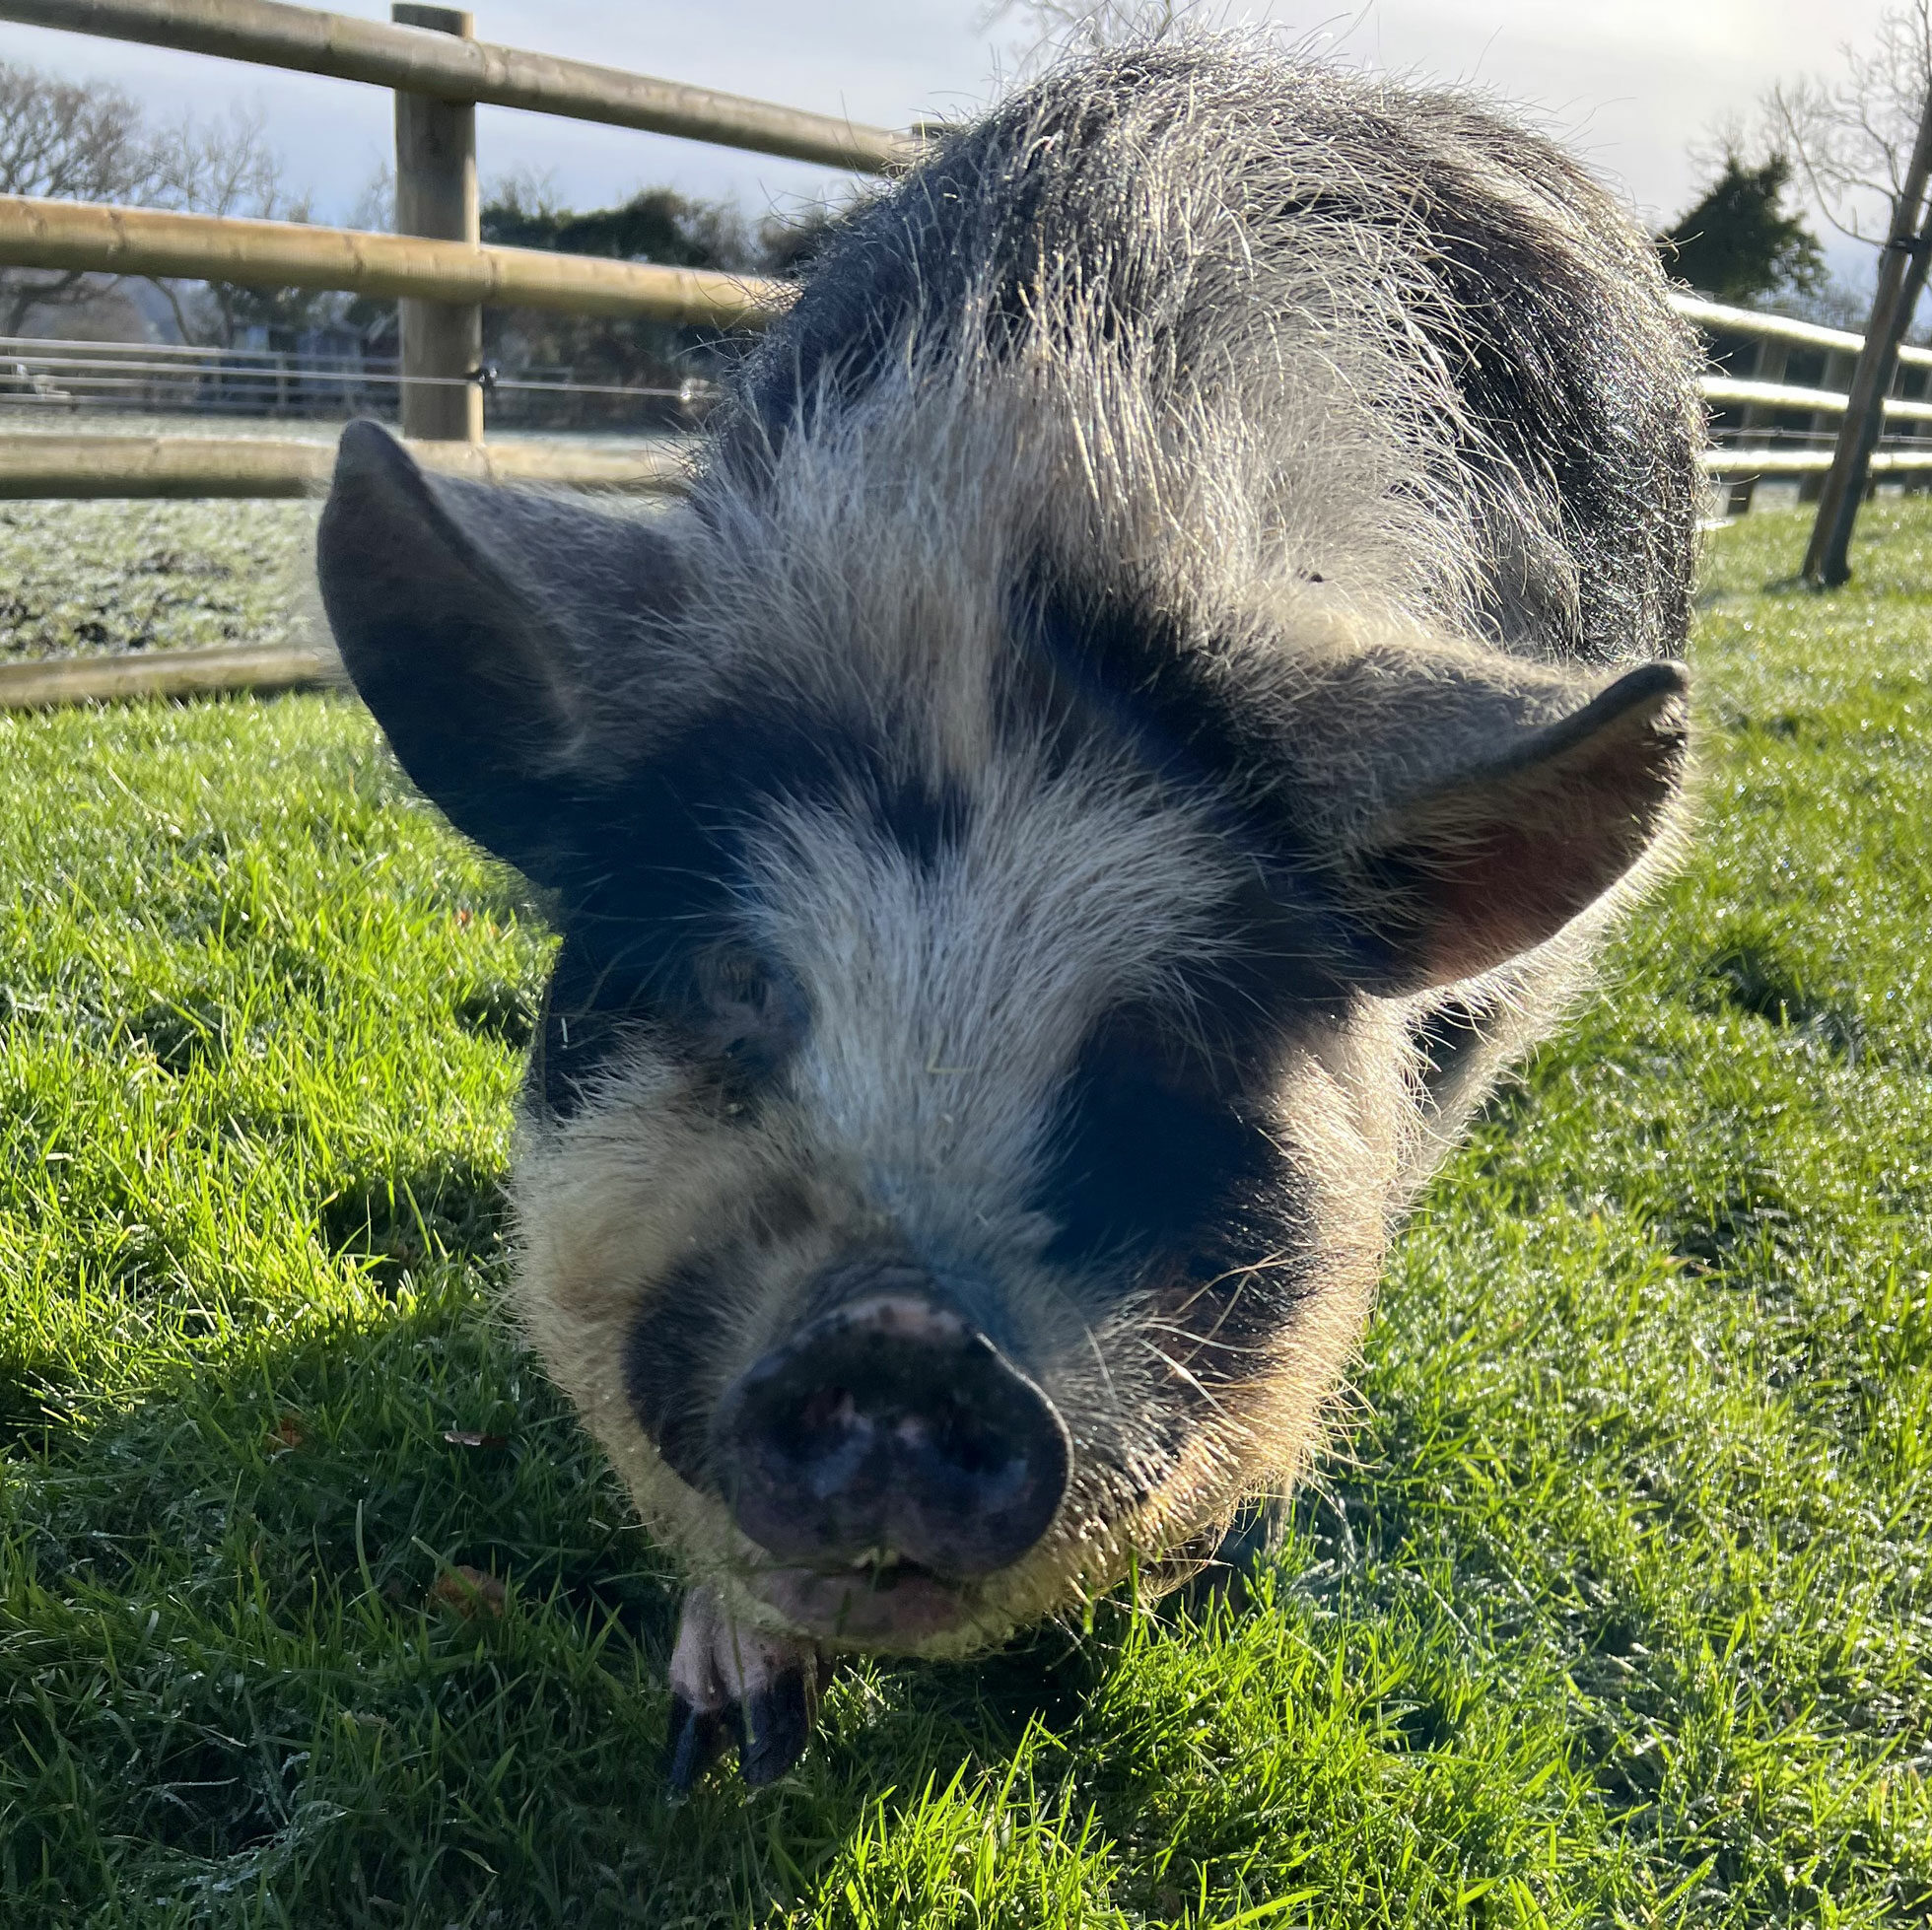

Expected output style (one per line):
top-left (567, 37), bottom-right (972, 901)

top-left (1798, 351), bottom-right (1852, 504)
top-left (1726, 336), bottom-right (1788, 517)
top-left (393, 4), bottom-right (481, 444)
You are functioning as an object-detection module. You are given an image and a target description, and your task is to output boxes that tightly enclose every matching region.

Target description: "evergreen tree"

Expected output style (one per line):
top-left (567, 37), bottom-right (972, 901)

top-left (467, 185), bottom-right (839, 423)
top-left (1660, 151), bottom-right (1827, 304)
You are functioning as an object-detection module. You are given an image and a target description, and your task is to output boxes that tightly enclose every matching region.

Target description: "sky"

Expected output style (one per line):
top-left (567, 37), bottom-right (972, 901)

top-left (0, 0), bottom-right (1907, 283)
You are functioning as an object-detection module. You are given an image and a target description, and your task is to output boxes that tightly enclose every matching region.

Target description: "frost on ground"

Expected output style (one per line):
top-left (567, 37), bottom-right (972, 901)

top-left (0, 499), bottom-right (312, 659)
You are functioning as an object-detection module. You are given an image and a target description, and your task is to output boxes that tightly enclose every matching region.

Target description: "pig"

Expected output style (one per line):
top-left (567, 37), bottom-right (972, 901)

top-left (315, 37), bottom-right (1699, 1792)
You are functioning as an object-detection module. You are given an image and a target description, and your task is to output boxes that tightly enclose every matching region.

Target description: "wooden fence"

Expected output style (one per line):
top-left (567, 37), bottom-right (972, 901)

top-left (0, 0), bottom-right (1922, 707)
top-left (0, 0), bottom-right (883, 705)
top-left (0, 333), bottom-right (716, 424)
top-left (1681, 296), bottom-right (1932, 516)
top-left (0, 0), bottom-right (916, 171)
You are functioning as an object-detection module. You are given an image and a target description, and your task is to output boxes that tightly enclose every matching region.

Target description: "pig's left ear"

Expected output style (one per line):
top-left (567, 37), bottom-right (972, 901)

top-left (1325, 658), bottom-right (1690, 992)
top-left (316, 421), bottom-right (683, 885)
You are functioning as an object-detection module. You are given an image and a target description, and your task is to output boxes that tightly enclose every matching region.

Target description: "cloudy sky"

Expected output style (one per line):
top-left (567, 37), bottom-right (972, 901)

top-left (0, 0), bottom-right (1906, 279)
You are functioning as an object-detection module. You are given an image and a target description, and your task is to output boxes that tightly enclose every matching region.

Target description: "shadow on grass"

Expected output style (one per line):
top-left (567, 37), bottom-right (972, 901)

top-left (125, 990), bottom-right (236, 1075)
top-left (0, 1250), bottom-right (1126, 1923)
top-left (317, 1152), bottom-right (511, 1285)
top-left (1696, 922), bottom-right (1863, 1063)
top-left (449, 977), bottom-right (537, 1051)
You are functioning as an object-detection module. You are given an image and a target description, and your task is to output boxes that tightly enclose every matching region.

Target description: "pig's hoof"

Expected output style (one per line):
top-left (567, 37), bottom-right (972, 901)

top-left (738, 1664), bottom-right (814, 1787)
top-left (664, 1584), bottom-right (819, 1795)
top-left (662, 1694), bottom-right (732, 1798)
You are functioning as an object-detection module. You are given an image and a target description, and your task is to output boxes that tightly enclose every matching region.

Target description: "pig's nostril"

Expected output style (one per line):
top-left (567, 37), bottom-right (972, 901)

top-left (790, 1385), bottom-right (858, 1447)
top-left (712, 1290), bottom-right (1070, 1580)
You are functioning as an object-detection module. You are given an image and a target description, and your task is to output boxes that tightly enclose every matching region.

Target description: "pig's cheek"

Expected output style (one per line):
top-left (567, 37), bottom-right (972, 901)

top-left (511, 1071), bottom-right (769, 1319)
top-left (504, 1093), bottom-right (772, 1488)
top-left (1122, 1080), bottom-right (1389, 1540)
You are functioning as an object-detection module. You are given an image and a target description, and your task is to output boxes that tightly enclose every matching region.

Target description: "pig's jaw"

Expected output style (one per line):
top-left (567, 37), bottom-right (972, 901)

top-left (746, 1558), bottom-right (973, 1644)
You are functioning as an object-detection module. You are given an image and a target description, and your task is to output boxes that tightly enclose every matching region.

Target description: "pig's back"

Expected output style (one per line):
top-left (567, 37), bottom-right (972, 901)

top-left (711, 39), bottom-right (1702, 669)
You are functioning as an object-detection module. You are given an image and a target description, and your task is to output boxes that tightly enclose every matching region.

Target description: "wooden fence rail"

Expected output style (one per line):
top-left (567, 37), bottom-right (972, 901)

top-left (1700, 447), bottom-right (1932, 478)
top-left (0, 195), bottom-right (789, 328)
top-left (0, 432), bottom-right (687, 497)
top-left (1673, 294), bottom-right (1932, 371)
top-left (0, 643), bottom-right (336, 710)
top-left (0, 0), bottom-right (915, 172)
top-left (1683, 295), bottom-right (1932, 515)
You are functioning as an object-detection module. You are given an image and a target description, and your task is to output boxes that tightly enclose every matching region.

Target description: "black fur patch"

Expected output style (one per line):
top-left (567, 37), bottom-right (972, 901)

top-left (624, 1250), bottom-right (728, 1489)
top-left (529, 703), bottom-right (977, 1116)
top-left (1037, 1003), bottom-right (1284, 1268)
top-left (1017, 578), bottom-right (1399, 991)
top-left (1029, 968), bottom-right (1323, 1366)
top-left (624, 1184), bottom-right (817, 1490)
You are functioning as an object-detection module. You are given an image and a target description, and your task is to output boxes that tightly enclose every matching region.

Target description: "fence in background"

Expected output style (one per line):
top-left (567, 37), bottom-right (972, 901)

top-left (2, 304), bottom-right (1922, 493)
top-left (0, 0), bottom-right (881, 460)
top-left (3, 299), bottom-right (1914, 497)
top-left (0, 0), bottom-right (914, 171)
top-left (1682, 296), bottom-right (1932, 516)
top-left (0, 0), bottom-right (1921, 706)
top-left (0, 0), bottom-right (882, 705)
top-left (0, 335), bottom-right (716, 428)
top-left (0, 430), bottom-right (687, 497)
top-left (0, 335), bottom-right (395, 417)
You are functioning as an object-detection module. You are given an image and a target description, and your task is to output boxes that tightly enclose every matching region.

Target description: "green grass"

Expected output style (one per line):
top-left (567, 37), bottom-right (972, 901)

top-left (2, 500), bottom-right (1931, 1925)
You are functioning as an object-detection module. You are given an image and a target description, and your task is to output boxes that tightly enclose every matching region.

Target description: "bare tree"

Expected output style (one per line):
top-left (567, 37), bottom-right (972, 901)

top-left (346, 163), bottom-right (395, 237)
top-left (151, 100), bottom-right (285, 222)
top-left (0, 60), bottom-right (321, 346)
top-left (1766, 0), bottom-right (1932, 244)
top-left (0, 61), bottom-right (158, 333)
top-left (147, 102), bottom-right (333, 346)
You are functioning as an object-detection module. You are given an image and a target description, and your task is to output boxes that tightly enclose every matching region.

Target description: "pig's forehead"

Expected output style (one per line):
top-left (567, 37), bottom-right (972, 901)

top-left (738, 745), bottom-right (1235, 986)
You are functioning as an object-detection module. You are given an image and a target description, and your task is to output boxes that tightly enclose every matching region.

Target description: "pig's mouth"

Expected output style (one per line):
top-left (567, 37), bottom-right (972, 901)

top-left (746, 1551), bottom-right (974, 1645)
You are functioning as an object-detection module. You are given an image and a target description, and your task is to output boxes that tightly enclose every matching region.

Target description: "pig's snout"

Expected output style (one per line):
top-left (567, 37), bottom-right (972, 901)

top-left (712, 1282), bottom-right (1070, 1580)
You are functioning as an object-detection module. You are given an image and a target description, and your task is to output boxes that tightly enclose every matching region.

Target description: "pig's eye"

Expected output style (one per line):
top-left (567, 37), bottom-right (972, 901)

top-left (693, 944), bottom-right (804, 1073)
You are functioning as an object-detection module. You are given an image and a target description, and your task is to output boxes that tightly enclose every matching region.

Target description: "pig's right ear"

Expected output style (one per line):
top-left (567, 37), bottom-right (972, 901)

top-left (317, 422), bottom-right (650, 885)
top-left (1318, 658), bottom-right (1690, 993)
